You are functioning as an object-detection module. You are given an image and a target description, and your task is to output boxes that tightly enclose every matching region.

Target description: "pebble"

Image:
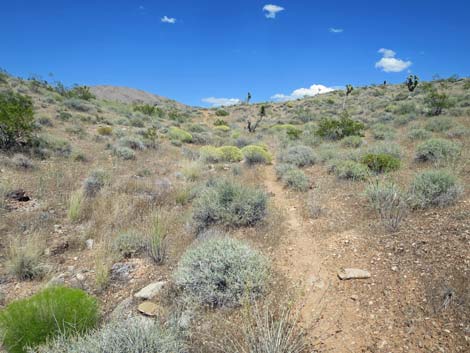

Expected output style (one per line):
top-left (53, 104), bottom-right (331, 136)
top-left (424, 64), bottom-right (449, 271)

top-left (337, 268), bottom-right (371, 280)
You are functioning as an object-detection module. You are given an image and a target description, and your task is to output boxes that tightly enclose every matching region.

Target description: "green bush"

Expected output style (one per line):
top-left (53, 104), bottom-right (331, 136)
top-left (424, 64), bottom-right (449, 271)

top-left (0, 91), bottom-right (35, 149)
top-left (33, 134), bottom-right (72, 157)
top-left (316, 115), bottom-right (364, 140)
top-left (425, 90), bottom-right (453, 116)
top-left (199, 146), bottom-right (223, 163)
top-left (112, 232), bottom-right (144, 258)
top-left (64, 98), bottom-right (93, 112)
top-left (241, 145), bottom-right (272, 165)
top-left (215, 109), bottom-right (229, 117)
top-left (0, 287), bottom-right (98, 353)
top-left (341, 135), bottom-right (363, 148)
top-left (214, 118), bottom-right (228, 126)
top-left (371, 123), bottom-right (395, 140)
top-left (214, 125), bottom-right (230, 132)
top-left (173, 237), bottom-right (269, 307)
top-left (407, 128), bottom-right (432, 140)
top-left (415, 138), bottom-right (461, 164)
top-left (409, 170), bottom-right (463, 208)
top-left (97, 126), bottom-right (113, 135)
top-left (361, 153), bottom-right (400, 173)
top-left (192, 179), bottom-right (268, 232)
top-left (366, 142), bottom-right (403, 159)
top-left (271, 124), bottom-right (302, 140)
top-left (219, 146), bottom-right (243, 162)
top-left (425, 116), bottom-right (453, 132)
top-left (169, 127), bottom-right (192, 143)
top-left (281, 168), bottom-right (310, 191)
top-left (329, 160), bottom-right (369, 180)
top-left (278, 145), bottom-right (317, 167)
top-left (32, 317), bottom-right (185, 353)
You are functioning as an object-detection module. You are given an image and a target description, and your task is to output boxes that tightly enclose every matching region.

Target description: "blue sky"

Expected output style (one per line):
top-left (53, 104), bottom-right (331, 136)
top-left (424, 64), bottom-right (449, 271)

top-left (1, 0), bottom-right (469, 106)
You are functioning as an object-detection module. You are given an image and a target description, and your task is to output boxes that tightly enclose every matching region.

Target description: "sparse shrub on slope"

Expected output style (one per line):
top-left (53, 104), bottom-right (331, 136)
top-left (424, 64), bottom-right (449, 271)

top-left (407, 128), bottom-right (432, 141)
top-left (11, 154), bottom-right (34, 169)
top-left (341, 135), bottom-right (363, 148)
top-left (366, 142), bottom-right (403, 160)
top-left (200, 146), bottom-right (223, 163)
top-left (97, 126), bottom-right (113, 136)
top-left (361, 153), bottom-right (400, 173)
top-left (316, 114), bottom-right (364, 140)
top-left (425, 116), bottom-right (453, 132)
top-left (7, 237), bottom-right (46, 281)
top-left (425, 89), bottom-right (453, 116)
top-left (0, 91), bottom-right (34, 149)
top-left (32, 317), bottom-right (185, 353)
top-left (415, 138), bottom-right (461, 164)
top-left (241, 145), bottom-right (272, 165)
top-left (32, 134), bottom-right (72, 157)
top-left (328, 160), bottom-right (369, 180)
top-left (64, 98), bottom-right (93, 112)
top-left (113, 146), bottom-right (136, 160)
top-left (173, 237), bottom-right (269, 307)
top-left (119, 136), bottom-right (146, 150)
top-left (271, 124), bottom-right (302, 140)
top-left (215, 109), bottom-right (229, 117)
top-left (192, 179), bottom-right (268, 232)
top-left (169, 127), bottom-right (192, 143)
top-left (278, 145), bottom-right (317, 167)
top-left (281, 168), bottom-right (310, 191)
top-left (219, 146), bottom-right (243, 162)
top-left (0, 287), bottom-right (98, 353)
top-left (83, 169), bottom-right (108, 197)
top-left (371, 123), bottom-right (396, 140)
top-left (409, 170), bottom-right (463, 208)
top-left (112, 232), bottom-right (144, 258)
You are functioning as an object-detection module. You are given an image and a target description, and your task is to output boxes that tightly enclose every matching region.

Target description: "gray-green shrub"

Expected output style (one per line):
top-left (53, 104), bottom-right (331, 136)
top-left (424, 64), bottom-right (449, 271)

top-left (83, 169), bottom-right (108, 197)
top-left (415, 138), bottom-right (461, 164)
top-left (425, 116), bottom-right (453, 132)
top-left (328, 160), bottom-right (369, 180)
top-left (113, 146), bottom-right (136, 160)
top-left (278, 145), bottom-right (317, 167)
top-left (281, 168), bottom-right (310, 191)
top-left (407, 128), bottom-right (432, 140)
top-left (173, 237), bottom-right (269, 307)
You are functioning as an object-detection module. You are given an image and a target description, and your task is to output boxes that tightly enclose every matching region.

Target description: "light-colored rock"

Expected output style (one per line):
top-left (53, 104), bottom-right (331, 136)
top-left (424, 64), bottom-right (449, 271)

top-left (337, 268), bottom-right (371, 280)
top-left (134, 281), bottom-right (166, 300)
top-left (85, 239), bottom-right (94, 250)
top-left (137, 301), bottom-right (161, 317)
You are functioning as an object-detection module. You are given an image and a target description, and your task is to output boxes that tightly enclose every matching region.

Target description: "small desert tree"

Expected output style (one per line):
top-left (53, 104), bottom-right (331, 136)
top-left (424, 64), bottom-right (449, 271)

top-left (0, 91), bottom-right (35, 149)
top-left (342, 84), bottom-right (353, 110)
top-left (246, 92), bottom-right (252, 105)
top-left (425, 89), bottom-right (453, 116)
top-left (247, 105), bottom-right (266, 133)
top-left (406, 75), bottom-right (419, 92)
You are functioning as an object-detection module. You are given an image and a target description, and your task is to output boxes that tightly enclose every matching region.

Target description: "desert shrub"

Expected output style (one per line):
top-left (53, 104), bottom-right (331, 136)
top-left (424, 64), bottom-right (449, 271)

top-left (407, 128), bottom-right (432, 140)
top-left (281, 168), bottom-right (310, 191)
top-left (36, 116), bottom-right (53, 127)
top-left (366, 142), bottom-right (403, 159)
top-left (365, 180), bottom-right (408, 232)
top-left (415, 138), bottom-right (461, 164)
top-left (169, 127), bottom-right (192, 143)
top-left (219, 146), bottom-right (243, 162)
top-left (361, 153), bottom-right (400, 173)
top-left (130, 117), bottom-right (145, 128)
top-left (215, 109), bottom-right (229, 117)
top-left (214, 119), bottom-right (228, 126)
top-left (56, 111), bottom-right (72, 121)
top-left (7, 237), bottom-right (46, 280)
top-left (97, 126), bottom-right (113, 135)
top-left (11, 154), bottom-right (34, 169)
top-left (214, 125), bottom-right (230, 133)
top-left (173, 237), bottom-right (269, 307)
top-left (119, 136), bottom-right (145, 150)
top-left (200, 146), bottom-right (223, 163)
top-left (234, 136), bottom-right (255, 148)
top-left (316, 115), bottom-right (364, 140)
top-left (278, 145), bottom-right (317, 167)
top-left (187, 123), bottom-right (207, 133)
top-left (192, 179), bottom-right (268, 232)
top-left (83, 169), bottom-right (108, 197)
top-left (425, 116), bottom-right (453, 132)
top-left (72, 151), bottom-right (88, 162)
top-left (371, 123), bottom-right (395, 140)
top-left (68, 190), bottom-right (84, 222)
top-left (316, 143), bottom-right (339, 162)
top-left (0, 287), bottom-right (98, 353)
top-left (394, 101), bottom-right (416, 115)
top-left (275, 163), bottom-right (296, 179)
top-left (33, 134), bottom-right (72, 157)
top-left (425, 90), bottom-right (453, 116)
top-left (112, 232), bottom-right (144, 258)
top-left (241, 145), bottom-right (272, 165)
top-left (329, 160), bottom-right (369, 180)
top-left (271, 124), bottom-right (302, 140)
top-left (0, 91), bottom-right (35, 149)
top-left (218, 302), bottom-right (308, 353)
top-left (113, 146), bottom-right (136, 160)
top-left (409, 170), bottom-right (463, 208)
top-left (341, 135), bottom-right (363, 148)
top-left (393, 113), bottom-right (415, 126)
top-left (133, 103), bottom-right (156, 116)
top-left (146, 214), bottom-right (169, 264)
top-left (64, 98), bottom-right (93, 112)
top-left (447, 125), bottom-right (469, 138)
top-left (32, 317), bottom-right (185, 353)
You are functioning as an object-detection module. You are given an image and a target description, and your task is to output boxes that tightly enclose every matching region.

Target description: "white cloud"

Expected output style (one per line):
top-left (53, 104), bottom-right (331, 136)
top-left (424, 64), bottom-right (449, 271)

top-left (263, 4), bottom-right (284, 19)
top-left (375, 48), bottom-right (412, 72)
top-left (202, 97), bottom-right (241, 107)
top-left (161, 16), bottom-right (176, 24)
top-left (271, 84), bottom-right (335, 102)
top-left (329, 27), bottom-right (343, 33)
top-left (138, 5), bottom-right (144, 10)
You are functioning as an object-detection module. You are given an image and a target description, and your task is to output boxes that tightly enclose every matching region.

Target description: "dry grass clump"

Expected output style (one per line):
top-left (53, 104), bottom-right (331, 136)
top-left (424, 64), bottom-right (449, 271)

top-left (6, 235), bottom-right (47, 280)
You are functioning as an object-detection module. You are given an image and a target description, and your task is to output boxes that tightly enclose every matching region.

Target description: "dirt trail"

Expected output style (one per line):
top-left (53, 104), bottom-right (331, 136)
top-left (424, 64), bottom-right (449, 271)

top-left (264, 165), bottom-right (368, 352)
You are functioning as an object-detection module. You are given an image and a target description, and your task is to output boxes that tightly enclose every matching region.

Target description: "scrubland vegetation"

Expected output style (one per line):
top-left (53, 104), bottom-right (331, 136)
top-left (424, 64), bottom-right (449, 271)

top-left (0, 71), bottom-right (468, 352)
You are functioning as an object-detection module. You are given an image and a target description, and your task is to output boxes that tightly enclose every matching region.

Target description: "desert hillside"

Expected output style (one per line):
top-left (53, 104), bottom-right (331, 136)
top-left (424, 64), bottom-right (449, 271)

top-left (0, 71), bottom-right (469, 353)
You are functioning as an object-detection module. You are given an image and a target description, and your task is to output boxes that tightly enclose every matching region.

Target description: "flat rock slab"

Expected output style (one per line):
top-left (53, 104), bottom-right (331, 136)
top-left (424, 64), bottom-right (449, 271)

top-left (137, 301), bottom-right (161, 317)
top-left (134, 281), bottom-right (166, 299)
top-left (338, 268), bottom-right (371, 280)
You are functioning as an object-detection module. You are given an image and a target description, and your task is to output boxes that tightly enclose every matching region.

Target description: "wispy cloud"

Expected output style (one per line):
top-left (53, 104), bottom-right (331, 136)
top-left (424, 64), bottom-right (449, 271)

top-left (161, 16), bottom-right (176, 24)
top-left (329, 27), bottom-right (343, 33)
top-left (138, 5), bottom-right (145, 10)
top-left (271, 84), bottom-right (335, 102)
top-left (202, 97), bottom-right (241, 107)
top-left (263, 4), bottom-right (284, 19)
top-left (375, 48), bottom-right (412, 72)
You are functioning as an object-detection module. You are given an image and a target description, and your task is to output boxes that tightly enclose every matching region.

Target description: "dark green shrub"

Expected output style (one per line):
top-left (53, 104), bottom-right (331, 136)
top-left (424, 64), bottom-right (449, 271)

top-left (173, 237), bottom-right (268, 307)
top-left (0, 287), bottom-right (98, 353)
top-left (133, 103), bottom-right (156, 116)
top-left (0, 91), bottom-right (34, 149)
top-left (316, 115), bottom-right (364, 140)
top-left (192, 179), bottom-right (268, 232)
top-left (215, 109), bottom-right (229, 117)
top-left (214, 118), bottom-right (228, 126)
top-left (425, 90), bottom-right (453, 116)
top-left (361, 153), bottom-right (400, 173)
top-left (409, 170), bottom-right (463, 208)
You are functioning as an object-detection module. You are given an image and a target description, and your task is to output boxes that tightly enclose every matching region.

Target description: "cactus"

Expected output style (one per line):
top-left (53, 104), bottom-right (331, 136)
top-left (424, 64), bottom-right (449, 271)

top-left (406, 75), bottom-right (419, 92)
